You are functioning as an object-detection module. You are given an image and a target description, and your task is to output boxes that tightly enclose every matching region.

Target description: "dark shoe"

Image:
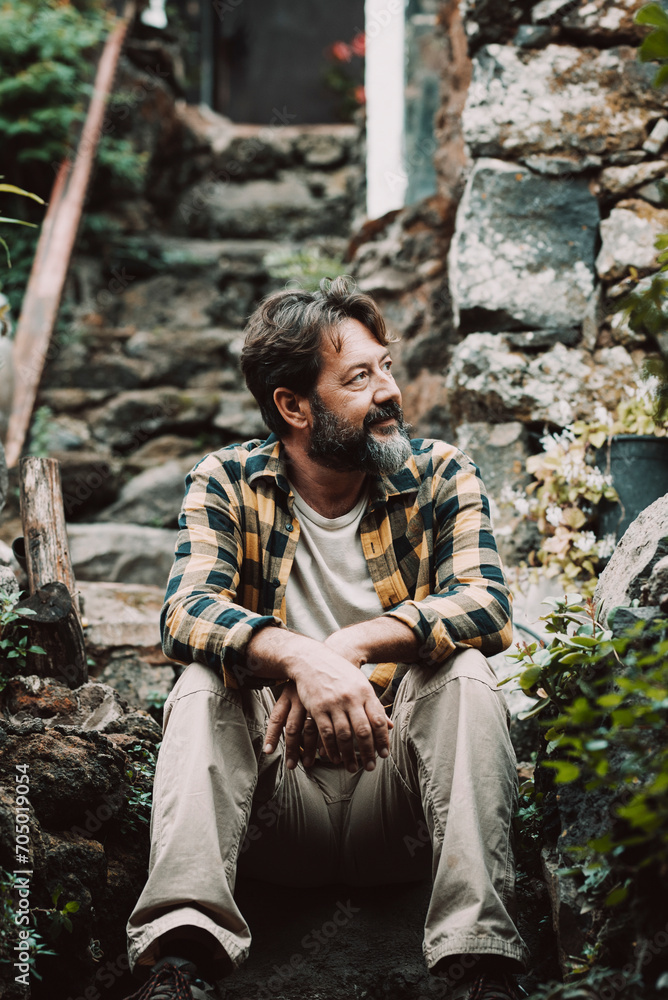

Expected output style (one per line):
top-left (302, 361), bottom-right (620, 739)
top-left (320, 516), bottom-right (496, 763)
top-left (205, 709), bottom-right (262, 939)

top-left (124, 957), bottom-right (219, 1000)
top-left (454, 973), bottom-right (527, 1000)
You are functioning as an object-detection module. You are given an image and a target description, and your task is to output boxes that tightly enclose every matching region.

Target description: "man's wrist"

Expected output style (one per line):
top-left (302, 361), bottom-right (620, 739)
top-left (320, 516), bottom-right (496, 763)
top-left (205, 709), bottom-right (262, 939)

top-left (246, 626), bottom-right (319, 682)
top-left (331, 617), bottom-right (419, 665)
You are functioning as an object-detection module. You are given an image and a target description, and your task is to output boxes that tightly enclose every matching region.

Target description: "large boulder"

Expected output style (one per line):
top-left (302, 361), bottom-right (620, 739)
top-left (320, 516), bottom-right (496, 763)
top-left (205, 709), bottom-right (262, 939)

top-left (173, 171), bottom-right (354, 241)
top-left (463, 44), bottom-right (664, 159)
top-left (449, 159), bottom-right (599, 331)
top-left (123, 326), bottom-right (238, 386)
top-left (446, 334), bottom-right (635, 426)
top-left (68, 523), bottom-right (176, 585)
top-left (87, 387), bottom-right (220, 451)
top-left (95, 456), bottom-right (195, 527)
top-left (594, 493), bottom-right (668, 624)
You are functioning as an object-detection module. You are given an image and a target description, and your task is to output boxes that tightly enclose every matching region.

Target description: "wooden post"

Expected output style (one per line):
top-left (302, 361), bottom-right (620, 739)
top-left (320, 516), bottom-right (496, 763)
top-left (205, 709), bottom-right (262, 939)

top-left (18, 456), bottom-right (87, 687)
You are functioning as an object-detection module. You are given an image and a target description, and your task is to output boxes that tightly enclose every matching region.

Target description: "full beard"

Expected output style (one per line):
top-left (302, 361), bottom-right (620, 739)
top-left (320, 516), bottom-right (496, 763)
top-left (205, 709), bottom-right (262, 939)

top-left (307, 391), bottom-right (412, 476)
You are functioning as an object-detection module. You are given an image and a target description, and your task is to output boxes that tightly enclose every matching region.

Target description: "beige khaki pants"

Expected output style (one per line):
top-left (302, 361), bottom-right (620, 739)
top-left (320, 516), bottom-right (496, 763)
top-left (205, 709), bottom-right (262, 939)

top-left (127, 648), bottom-right (529, 973)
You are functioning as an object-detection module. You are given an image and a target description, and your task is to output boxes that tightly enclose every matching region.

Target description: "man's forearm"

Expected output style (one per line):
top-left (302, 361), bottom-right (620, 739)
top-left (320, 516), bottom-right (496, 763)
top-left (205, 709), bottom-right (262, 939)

top-left (324, 615), bottom-right (420, 666)
top-left (246, 626), bottom-right (325, 681)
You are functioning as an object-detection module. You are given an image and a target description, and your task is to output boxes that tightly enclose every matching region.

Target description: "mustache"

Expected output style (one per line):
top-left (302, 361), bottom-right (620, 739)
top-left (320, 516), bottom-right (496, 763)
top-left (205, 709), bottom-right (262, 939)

top-left (363, 401), bottom-right (405, 429)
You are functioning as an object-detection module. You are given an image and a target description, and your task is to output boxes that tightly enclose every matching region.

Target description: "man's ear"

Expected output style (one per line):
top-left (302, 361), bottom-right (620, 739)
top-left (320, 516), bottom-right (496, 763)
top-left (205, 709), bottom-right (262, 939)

top-left (273, 387), bottom-right (310, 431)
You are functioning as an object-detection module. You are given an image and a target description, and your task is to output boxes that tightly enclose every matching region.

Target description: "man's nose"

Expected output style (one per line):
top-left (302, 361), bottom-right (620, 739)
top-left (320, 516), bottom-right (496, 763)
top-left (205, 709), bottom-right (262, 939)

top-left (372, 369), bottom-right (402, 406)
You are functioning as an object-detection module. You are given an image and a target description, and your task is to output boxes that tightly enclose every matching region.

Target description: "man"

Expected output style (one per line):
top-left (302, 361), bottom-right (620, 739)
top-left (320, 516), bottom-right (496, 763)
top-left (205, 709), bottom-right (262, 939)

top-left (124, 277), bottom-right (529, 1000)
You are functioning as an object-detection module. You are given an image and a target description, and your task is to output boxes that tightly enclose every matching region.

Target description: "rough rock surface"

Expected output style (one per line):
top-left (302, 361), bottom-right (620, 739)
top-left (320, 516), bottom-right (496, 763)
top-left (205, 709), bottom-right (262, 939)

top-left (95, 455), bottom-right (196, 527)
top-left (79, 581), bottom-right (165, 655)
top-left (463, 44), bottom-right (662, 159)
top-left (596, 198), bottom-right (668, 280)
top-left (455, 421), bottom-right (540, 564)
top-left (535, 0), bottom-right (648, 42)
top-left (174, 171), bottom-right (355, 241)
top-left (446, 335), bottom-right (635, 426)
top-left (594, 493), bottom-right (668, 623)
top-left (87, 387), bottom-right (220, 451)
top-left (450, 159), bottom-right (599, 331)
top-left (68, 523), bottom-right (176, 585)
top-left (640, 553), bottom-right (668, 610)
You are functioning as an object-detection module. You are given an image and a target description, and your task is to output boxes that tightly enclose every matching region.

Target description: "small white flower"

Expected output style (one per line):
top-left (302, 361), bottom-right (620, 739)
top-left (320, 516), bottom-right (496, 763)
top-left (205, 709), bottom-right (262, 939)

top-left (573, 531), bottom-right (597, 552)
top-left (545, 505), bottom-right (563, 527)
top-left (513, 496), bottom-right (531, 516)
top-left (593, 405), bottom-right (613, 425)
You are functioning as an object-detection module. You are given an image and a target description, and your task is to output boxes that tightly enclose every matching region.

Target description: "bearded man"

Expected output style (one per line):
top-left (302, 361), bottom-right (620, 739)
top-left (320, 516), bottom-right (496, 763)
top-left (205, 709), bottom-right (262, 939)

top-left (123, 277), bottom-right (529, 1000)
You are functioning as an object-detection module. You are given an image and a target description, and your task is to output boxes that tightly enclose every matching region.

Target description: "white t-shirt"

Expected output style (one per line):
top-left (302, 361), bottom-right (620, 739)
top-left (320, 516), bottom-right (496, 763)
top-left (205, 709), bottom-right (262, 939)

top-left (285, 485), bottom-right (383, 678)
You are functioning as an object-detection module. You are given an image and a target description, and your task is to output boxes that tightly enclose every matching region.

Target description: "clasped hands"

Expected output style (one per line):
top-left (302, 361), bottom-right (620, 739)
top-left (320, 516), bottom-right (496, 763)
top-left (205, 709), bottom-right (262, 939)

top-left (261, 628), bottom-right (393, 774)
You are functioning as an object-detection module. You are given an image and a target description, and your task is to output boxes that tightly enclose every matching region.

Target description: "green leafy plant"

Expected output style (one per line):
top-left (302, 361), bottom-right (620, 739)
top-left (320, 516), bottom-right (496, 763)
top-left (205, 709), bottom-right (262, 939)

top-left (122, 741), bottom-right (159, 830)
top-left (0, 180), bottom-right (45, 267)
top-left (43, 886), bottom-right (80, 940)
top-left (515, 376), bottom-right (666, 596)
top-left (0, 0), bottom-right (148, 310)
top-left (265, 245), bottom-right (347, 292)
top-left (505, 598), bottom-right (668, 991)
top-left (0, 588), bottom-right (46, 690)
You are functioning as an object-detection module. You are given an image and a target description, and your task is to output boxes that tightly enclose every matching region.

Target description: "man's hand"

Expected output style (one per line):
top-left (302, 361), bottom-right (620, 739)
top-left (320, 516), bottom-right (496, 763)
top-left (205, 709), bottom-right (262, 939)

top-left (254, 630), bottom-right (391, 773)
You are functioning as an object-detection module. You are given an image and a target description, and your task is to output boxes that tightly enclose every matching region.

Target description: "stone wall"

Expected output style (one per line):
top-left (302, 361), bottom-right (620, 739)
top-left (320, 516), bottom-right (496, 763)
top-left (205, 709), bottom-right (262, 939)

top-left (350, 0), bottom-right (668, 565)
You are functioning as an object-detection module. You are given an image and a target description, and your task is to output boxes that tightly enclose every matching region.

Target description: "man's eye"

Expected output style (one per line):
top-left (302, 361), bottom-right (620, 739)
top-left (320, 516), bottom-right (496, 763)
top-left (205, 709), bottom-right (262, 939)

top-left (351, 371), bottom-right (367, 383)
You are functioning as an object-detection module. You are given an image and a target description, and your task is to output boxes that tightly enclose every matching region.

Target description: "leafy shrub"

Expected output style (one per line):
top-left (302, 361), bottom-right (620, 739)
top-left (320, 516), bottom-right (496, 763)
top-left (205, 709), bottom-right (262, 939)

top-left (506, 597), bottom-right (668, 990)
top-left (0, 0), bottom-right (148, 309)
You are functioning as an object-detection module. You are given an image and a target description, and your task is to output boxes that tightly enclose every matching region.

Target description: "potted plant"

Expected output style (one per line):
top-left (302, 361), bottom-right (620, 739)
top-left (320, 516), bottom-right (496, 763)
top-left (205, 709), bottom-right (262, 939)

top-left (515, 375), bottom-right (668, 597)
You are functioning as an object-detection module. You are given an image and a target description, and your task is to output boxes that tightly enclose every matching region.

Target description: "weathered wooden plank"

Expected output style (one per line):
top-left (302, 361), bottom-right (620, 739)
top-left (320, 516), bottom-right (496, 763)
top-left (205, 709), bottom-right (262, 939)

top-left (19, 457), bottom-right (77, 598)
top-left (17, 457), bottom-right (88, 686)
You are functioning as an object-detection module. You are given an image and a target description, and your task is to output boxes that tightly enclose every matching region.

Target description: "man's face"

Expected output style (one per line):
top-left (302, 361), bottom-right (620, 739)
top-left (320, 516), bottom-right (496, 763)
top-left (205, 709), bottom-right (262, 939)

top-left (306, 318), bottom-right (411, 476)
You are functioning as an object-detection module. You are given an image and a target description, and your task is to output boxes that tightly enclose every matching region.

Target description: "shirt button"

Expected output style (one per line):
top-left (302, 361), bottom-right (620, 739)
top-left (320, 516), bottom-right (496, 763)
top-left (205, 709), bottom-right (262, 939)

top-left (286, 522), bottom-right (294, 532)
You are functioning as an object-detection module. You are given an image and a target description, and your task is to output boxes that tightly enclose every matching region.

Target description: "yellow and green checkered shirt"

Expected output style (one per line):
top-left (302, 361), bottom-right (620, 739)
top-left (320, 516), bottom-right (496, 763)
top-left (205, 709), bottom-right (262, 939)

top-left (161, 434), bottom-right (512, 704)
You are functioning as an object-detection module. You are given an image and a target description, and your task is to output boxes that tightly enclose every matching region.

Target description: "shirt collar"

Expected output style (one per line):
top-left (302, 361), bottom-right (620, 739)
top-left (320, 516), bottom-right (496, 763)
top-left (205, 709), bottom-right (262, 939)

top-left (246, 434), bottom-right (421, 502)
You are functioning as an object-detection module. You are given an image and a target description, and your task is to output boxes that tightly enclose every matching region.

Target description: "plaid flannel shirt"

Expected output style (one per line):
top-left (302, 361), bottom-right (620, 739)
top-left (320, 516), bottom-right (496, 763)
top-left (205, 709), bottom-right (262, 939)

top-left (161, 434), bottom-right (513, 705)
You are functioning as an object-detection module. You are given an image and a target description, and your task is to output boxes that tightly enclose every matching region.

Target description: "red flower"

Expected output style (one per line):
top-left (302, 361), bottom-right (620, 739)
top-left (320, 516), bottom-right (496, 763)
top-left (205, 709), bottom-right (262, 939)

top-left (351, 32), bottom-right (366, 57)
top-left (354, 85), bottom-right (366, 105)
top-left (330, 41), bottom-right (353, 62)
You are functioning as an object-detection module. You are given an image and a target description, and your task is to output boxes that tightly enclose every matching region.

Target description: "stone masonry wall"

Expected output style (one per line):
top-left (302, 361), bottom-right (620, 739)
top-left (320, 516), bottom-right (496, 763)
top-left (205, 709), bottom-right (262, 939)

top-left (350, 0), bottom-right (668, 566)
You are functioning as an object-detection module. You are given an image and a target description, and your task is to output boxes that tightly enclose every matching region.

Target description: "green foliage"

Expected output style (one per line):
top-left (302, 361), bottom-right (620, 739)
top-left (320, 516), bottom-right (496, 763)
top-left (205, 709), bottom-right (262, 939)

top-left (0, 589), bottom-right (46, 690)
top-left (508, 598), bottom-right (668, 993)
top-left (44, 886), bottom-right (80, 940)
top-left (264, 246), bottom-right (347, 292)
top-left (27, 404), bottom-right (55, 457)
top-left (123, 741), bottom-right (159, 830)
top-left (636, 3), bottom-right (668, 86)
top-left (0, 179), bottom-right (45, 268)
top-left (507, 596), bottom-right (668, 878)
top-left (0, 0), bottom-right (148, 305)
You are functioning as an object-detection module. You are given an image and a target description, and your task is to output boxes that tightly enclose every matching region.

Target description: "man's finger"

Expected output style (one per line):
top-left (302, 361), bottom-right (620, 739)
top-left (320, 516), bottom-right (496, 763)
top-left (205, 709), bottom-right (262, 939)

top-left (263, 693), bottom-right (291, 755)
top-left (301, 716), bottom-right (319, 768)
top-left (367, 701), bottom-right (393, 759)
top-left (349, 707), bottom-right (376, 772)
top-left (284, 701), bottom-right (307, 769)
top-left (329, 709), bottom-right (357, 772)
